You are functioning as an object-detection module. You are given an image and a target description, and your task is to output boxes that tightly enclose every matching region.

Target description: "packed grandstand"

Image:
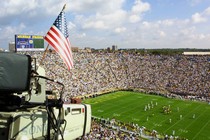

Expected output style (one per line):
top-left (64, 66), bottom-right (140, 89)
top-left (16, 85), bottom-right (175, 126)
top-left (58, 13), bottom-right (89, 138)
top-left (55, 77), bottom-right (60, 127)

top-left (18, 50), bottom-right (210, 139)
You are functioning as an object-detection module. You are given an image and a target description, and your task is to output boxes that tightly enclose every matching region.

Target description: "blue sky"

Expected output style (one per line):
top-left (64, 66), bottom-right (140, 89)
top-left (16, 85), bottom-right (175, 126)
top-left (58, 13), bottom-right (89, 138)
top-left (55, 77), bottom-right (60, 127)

top-left (0, 0), bottom-right (210, 50)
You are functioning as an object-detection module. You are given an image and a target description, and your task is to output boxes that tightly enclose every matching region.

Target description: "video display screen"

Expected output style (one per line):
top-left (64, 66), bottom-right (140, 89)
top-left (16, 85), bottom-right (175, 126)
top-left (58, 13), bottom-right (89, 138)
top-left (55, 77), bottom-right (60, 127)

top-left (15, 34), bottom-right (44, 51)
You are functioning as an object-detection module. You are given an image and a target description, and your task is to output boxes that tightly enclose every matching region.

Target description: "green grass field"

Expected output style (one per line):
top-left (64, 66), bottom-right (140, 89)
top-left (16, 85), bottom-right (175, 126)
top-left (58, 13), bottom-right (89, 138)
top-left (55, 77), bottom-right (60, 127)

top-left (83, 91), bottom-right (210, 139)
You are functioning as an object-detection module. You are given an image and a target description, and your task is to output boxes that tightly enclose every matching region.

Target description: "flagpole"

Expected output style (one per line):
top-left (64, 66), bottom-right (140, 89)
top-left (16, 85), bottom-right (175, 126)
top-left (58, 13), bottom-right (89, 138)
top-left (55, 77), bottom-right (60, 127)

top-left (39, 44), bottom-right (49, 67)
top-left (62, 4), bottom-right (66, 11)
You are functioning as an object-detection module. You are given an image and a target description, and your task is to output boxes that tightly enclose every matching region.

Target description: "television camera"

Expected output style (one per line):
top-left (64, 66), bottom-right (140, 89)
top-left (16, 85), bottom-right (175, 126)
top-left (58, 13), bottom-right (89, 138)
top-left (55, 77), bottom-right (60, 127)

top-left (0, 52), bottom-right (91, 140)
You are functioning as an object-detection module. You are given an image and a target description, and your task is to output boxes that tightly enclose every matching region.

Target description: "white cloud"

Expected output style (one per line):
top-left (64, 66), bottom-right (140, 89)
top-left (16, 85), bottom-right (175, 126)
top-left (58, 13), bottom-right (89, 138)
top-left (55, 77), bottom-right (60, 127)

top-left (158, 19), bottom-right (174, 26)
top-left (204, 7), bottom-right (210, 15)
top-left (197, 34), bottom-right (206, 39)
top-left (80, 9), bottom-right (127, 30)
top-left (114, 27), bottom-right (126, 33)
top-left (5, 23), bottom-right (26, 36)
top-left (192, 13), bottom-right (207, 23)
top-left (83, 20), bottom-right (107, 29)
top-left (0, 0), bottom-right (63, 17)
top-left (68, 22), bottom-right (76, 30)
top-left (95, 10), bottom-right (127, 26)
top-left (180, 27), bottom-right (196, 36)
top-left (68, 0), bottom-right (125, 14)
top-left (74, 0), bottom-right (151, 31)
top-left (0, 23), bottom-right (26, 45)
top-left (129, 14), bottom-right (141, 23)
top-left (159, 31), bottom-right (166, 37)
top-left (126, 0), bottom-right (150, 24)
top-left (191, 6), bottom-right (210, 24)
top-left (142, 21), bottom-right (151, 28)
top-left (131, 0), bottom-right (150, 14)
top-left (77, 33), bottom-right (86, 38)
top-left (0, 0), bottom-right (37, 17)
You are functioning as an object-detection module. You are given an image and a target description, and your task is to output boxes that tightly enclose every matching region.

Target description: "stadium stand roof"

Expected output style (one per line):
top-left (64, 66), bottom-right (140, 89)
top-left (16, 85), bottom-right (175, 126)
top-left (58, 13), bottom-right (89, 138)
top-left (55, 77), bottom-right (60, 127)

top-left (183, 52), bottom-right (210, 55)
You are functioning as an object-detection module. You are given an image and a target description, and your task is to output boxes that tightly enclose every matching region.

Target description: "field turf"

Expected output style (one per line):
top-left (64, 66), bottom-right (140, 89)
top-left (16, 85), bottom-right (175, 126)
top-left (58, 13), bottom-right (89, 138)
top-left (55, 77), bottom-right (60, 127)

top-left (82, 91), bottom-right (210, 139)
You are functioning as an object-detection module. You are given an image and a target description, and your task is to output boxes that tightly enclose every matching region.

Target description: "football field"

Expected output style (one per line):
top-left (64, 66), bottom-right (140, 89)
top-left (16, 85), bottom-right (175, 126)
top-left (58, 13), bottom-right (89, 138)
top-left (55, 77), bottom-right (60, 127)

top-left (83, 91), bottom-right (210, 139)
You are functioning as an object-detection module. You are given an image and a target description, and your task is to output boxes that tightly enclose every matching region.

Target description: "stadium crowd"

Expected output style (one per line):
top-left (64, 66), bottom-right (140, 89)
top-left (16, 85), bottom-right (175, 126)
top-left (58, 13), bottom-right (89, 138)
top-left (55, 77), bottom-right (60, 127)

top-left (77, 118), bottom-right (141, 140)
top-left (19, 51), bottom-right (210, 139)
top-left (20, 51), bottom-right (210, 100)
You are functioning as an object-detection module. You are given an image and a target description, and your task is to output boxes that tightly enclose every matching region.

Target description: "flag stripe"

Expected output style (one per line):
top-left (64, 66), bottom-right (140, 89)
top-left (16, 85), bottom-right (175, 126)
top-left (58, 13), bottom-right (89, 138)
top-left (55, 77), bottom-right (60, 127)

top-left (50, 25), bottom-right (73, 68)
top-left (44, 36), bottom-right (71, 70)
top-left (45, 34), bottom-right (72, 70)
top-left (46, 26), bottom-right (73, 68)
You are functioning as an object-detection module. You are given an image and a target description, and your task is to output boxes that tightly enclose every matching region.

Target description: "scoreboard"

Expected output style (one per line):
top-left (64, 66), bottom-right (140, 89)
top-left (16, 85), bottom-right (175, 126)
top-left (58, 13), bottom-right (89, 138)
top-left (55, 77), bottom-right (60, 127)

top-left (15, 34), bottom-right (45, 51)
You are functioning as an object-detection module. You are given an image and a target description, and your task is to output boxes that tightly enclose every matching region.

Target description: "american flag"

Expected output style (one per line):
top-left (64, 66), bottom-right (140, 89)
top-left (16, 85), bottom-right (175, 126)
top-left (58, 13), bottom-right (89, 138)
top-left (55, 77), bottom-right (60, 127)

top-left (44, 5), bottom-right (73, 70)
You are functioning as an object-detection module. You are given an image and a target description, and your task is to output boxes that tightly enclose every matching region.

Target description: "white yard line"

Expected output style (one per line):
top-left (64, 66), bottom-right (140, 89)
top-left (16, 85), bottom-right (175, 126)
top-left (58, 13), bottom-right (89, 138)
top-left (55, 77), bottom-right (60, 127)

top-left (192, 119), bottom-right (210, 140)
